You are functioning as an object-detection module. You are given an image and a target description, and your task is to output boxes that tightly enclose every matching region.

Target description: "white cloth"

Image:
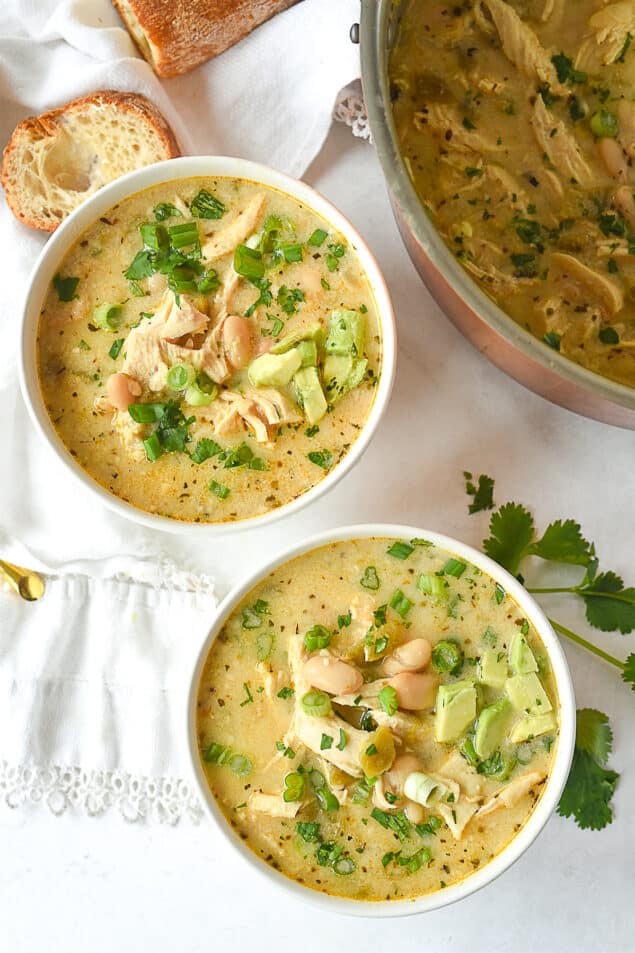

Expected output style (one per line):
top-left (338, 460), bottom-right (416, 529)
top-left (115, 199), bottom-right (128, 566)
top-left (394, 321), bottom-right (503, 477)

top-left (0, 560), bottom-right (216, 821)
top-left (0, 0), bottom-right (361, 818)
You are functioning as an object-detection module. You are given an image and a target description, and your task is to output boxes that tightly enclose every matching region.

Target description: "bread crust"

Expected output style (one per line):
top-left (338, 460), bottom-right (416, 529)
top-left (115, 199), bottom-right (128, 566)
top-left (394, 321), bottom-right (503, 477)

top-left (112, 0), bottom-right (300, 77)
top-left (1, 90), bottom-right (181, 232)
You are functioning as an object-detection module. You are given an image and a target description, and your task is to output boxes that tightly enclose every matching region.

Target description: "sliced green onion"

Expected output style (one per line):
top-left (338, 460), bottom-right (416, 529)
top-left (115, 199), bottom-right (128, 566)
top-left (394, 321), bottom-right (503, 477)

top-left (128, 402), bottom-right (166, 423)
top-left (308, 228), bottom-right (328, 247)
top-left (108, 338), bottom-right (124, 360)
top-left (92, 303), bottom-right (123, 332)
top-left (282, 242), bottom-right (303, 263)
top-left (590, 109), bottom-right (619, 138)
top-left (168, 221), bottom-right (199, 249)
top-left (185, 378), bottom-right (218, 406)
top-left (431, 639), bottom-right (464, 675)
top-left (333, 856), bottom-right (356, 876)
top-left (315, 786), bottom-right (339, 812)
top-left (387, 541), bottom-right (414, 560)
top-left (301, 690), bottom-right (332, 718)
top-left (304, 624), bottom-right (331, 652)
top-left (234, 244), bottom-right (265, 280)
top-left (167, 363), bottom-right (195, 390)
top-left (390, 589), bottom-right (413, 618)
top-left (309, 769), bottom-right (326, 790)
top-left (320, 733), bottom-right (333, 750)
top-left (228, 754), bottom-right (252, 777)
top-left (337, 729), bottom-right (347, 751)
top-left (283, 771), bottom-right (305, 802)
top-left (443, 558), bottom-right (467, 578)
top-left (360, 566), bottom-right (380, 590)
top-left (417, 572), bottom-right (448, 599)
top-left (403, 772), bottom-right (448, 807)
top-left (140, 222), bottom-right (169, 251)
top-left (242, 606), bottom-right (263, 629)
top-left (143, 433), bottom-right (163, 462)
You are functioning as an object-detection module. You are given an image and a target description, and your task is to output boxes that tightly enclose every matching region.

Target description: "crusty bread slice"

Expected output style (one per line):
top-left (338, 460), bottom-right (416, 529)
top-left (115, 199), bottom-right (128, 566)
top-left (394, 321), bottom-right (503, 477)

top-left (1, 90), bottom-right (181, 232)
top-left (112, 0), bottom-right (300, 78)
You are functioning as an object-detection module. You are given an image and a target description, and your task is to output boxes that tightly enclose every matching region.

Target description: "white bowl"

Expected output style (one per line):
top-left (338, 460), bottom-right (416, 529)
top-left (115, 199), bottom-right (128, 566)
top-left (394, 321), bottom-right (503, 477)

top-left (19, 156), bottom-right (396, 535)
top-left (186, 523), bottom-right (576, 917)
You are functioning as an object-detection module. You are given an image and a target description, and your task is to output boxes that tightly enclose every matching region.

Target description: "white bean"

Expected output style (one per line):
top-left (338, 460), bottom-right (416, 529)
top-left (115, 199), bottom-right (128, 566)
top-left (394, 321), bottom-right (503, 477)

top-left (383, 638), bottom-right (432, 676)
top-left (388, 671), bottom-right (438, 710)
top-left (598, 138), bottom-right (628, 182)
top-left (302, 655), bottom-right (363, 696)
top-left (106, 373), bottom-right (142, 411)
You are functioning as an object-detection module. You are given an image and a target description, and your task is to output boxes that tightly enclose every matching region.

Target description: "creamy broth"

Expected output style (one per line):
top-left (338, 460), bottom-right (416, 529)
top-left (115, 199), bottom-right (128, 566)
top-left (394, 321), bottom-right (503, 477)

top-left (196, 537), bottom-right (560, 902)
top-left (37, 177), bottom-right (382, 523)
top-left (390, 0), bottom-right (635, 388)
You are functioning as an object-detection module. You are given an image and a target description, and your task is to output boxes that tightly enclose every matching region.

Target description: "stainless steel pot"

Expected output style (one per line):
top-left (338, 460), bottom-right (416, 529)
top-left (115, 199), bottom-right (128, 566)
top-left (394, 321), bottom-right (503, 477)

top-left (359, 0), bottom-right (635, 428)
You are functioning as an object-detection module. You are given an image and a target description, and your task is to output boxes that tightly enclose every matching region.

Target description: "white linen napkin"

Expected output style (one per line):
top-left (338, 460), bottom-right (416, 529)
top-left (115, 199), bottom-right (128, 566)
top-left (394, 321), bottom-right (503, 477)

top-left (0, 560), bottom-right (216, 822)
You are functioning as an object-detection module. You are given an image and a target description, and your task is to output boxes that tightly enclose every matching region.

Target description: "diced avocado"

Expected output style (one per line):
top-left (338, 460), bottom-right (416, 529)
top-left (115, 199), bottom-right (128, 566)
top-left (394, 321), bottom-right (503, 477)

top-left (296, 339), bottom-right (318, 367)
top-left (325, 309), bottom-right (365, 356)
top-left (248, 349), bottom-right (301, 387)
top-left (509, 631), bottom-right (538, 675)
top-left (505, 673), bottom-right (552, 715)
top-left (509, 711), bottom-right (557, 744)
top-left (323, 353), bottom-right (353, 401)
top-left (294, 366), bottom-right (327, 424)
top-left (474, 698), bottom-right (511, 759)
top-left (271, 323), bottom-right (322, 354)
top-left (435, 680), bottom-right (477, 743)
top-left (478, 648), bottom-right (508, 689)
top-left (346, 358), bottom-right (368, 388)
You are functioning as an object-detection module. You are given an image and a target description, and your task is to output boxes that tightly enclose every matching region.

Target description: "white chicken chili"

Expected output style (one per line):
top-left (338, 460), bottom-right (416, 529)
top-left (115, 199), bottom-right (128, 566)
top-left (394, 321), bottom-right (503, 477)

top-left (36, 177), bottom-right (382, 523)
top-left (196, 536), bottom-right (561, 902)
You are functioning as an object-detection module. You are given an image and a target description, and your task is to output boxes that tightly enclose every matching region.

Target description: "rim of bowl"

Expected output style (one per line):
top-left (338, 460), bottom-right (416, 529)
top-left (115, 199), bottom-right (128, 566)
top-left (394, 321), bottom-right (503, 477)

top-left (19, 156), bottom-right (397, 536)
top-left (359, 0), bottom-right (635, 417)
top-left (186, 522), bottom-right (576, 918)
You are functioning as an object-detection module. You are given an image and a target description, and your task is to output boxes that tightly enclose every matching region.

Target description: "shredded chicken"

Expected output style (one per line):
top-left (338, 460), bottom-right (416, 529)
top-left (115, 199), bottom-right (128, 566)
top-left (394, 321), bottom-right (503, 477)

top-left (113, 410), bottom-right (146, 461)
top-left (530, 96), bottom-right (594, 189)
top-left (474, 0), bottom-right (568, 94)
top-left (477, 771), bottom-right (545, 816)
top-left (121, 293), bottom-right (210, 391)
top-left (437, 800), bottom-right (480, 839)
top-left (247, 791), bottom-right (302, 818)
top-left (415, 103), bottom-right (503, 153)
top-left (551, 252), bottom-right (624, 315)
top-left (576, 2), bottom-right (635, 71)
top-left (202, 193), bottom-right (267, 261)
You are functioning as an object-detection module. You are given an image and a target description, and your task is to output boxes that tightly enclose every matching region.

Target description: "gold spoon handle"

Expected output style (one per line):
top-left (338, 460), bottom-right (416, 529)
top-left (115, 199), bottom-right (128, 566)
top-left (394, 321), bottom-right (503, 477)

top-left (0, 559), bottom-right (45, 601)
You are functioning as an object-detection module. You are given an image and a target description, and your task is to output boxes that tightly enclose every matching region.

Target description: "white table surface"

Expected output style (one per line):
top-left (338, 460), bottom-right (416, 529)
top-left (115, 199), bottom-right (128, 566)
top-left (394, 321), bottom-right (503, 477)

top-left (2, 123), bottom-right (633, 953)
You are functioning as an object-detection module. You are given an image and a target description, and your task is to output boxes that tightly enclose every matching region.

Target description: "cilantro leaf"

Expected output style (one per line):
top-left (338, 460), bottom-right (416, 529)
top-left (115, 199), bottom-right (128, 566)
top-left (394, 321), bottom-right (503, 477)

top-left (574, 709), bottom-right (612, 764)
top-left (527, 519), bottom-right (594, 566)
top-left (578, 571), bottom-right (635, 633)
top-left (464, 471), bottom-right (495, 514)
top-left (557, 710), bottom-right (619, 831)
top-left (483, 502), bottom-right (534, 575)
top-left (155, 401), bottom-right (194, 453)
top-left (622, 652), bottom-right (635, 691)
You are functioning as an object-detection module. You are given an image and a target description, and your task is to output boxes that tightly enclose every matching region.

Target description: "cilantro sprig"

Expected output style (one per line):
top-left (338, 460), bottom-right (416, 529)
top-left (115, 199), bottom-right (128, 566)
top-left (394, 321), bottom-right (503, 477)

top-left (478, 496), bottom-right (634, 690)
top-left (557, 710), bottom-right (619, 830)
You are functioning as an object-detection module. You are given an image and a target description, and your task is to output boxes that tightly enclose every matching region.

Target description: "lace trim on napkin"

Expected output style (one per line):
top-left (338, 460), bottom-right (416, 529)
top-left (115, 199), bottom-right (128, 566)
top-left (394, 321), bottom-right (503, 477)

top-left (0, 761), bottom-right (204, 824)
top-left (333, 80), bottom-right (371, 141)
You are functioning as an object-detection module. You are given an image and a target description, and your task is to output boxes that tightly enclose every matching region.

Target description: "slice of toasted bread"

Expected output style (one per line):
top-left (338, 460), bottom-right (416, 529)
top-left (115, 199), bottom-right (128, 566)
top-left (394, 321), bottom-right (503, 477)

top-left (112, 0), bottom-right (300, 78)
top-left (1, 90), bottom-right (181, 232)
